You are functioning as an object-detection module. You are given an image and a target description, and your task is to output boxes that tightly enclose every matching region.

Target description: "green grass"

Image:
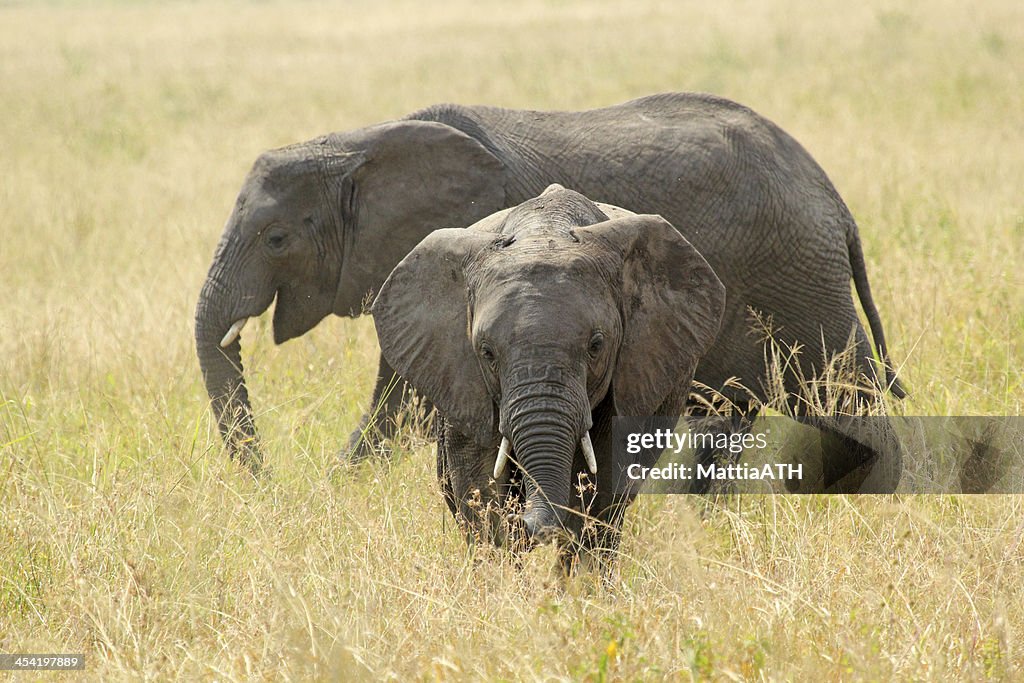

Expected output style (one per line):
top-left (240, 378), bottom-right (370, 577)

top-left (1, 0), bottom-right (1022, 679)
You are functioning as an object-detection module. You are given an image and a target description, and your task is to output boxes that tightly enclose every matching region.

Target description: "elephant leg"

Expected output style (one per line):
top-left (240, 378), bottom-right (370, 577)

top-left (558, 387), bottom-right (690, 577)
top-left (435, 421), bottom-right (459, 520)
top-left (436, 418), bottom-right (507, 546)
top-left (557, 501), bottom-right (628, 578)
top-left (687, 401), bottom-right (760, 494)
top-left (548, 395), bottom-right (619, 576)
top-left (341, 353), bottom-right (425, 462)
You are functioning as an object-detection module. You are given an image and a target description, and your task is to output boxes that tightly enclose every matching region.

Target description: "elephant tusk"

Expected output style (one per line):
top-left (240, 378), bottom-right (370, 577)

top-left (220, 318), bottom-right (249, 348)
top-left (493, 436), bottom-right (511, 479)
top-left (581, 431), bottom-right (598, 474)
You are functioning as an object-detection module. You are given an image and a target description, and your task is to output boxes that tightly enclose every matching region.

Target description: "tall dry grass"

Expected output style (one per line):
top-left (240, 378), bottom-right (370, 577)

top-left (1, 0), bottom-right (1022, 679)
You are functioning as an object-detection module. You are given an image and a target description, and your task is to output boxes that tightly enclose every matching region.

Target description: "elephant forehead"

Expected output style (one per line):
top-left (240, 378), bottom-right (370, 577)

top-left (472, 247), bottom-right (608, 288)
top-left (470, 261), bottom-right (619, 336)
top-left (473, 292), bottom-right (598, 346)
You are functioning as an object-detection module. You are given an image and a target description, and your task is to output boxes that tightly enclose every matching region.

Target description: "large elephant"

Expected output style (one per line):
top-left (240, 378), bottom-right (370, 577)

top-left (194, 92), bottom-right (904, 472)
top-left (373, 185), bottom-right (727, 565)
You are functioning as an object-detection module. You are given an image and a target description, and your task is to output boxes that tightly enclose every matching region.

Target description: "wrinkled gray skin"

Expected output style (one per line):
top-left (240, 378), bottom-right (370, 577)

top-left (195, 92), bottom-right (904, 479)
top-left (373, 186), bottom-right (726, 564)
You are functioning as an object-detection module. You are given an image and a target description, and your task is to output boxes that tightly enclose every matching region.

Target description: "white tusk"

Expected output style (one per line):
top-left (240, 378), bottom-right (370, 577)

top-left (581, 431), bottom-right (598, 474)
top-left (493, 436), bottom-right (511, 479)
top-left (220, 318), bottom-right (249, 348)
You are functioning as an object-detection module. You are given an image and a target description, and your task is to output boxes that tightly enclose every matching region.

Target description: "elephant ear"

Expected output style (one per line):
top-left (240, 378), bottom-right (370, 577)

top-left (334, 120), bottom-right (507, 316)
top-left (372, 228), bottom-right (498, 445)
top-left (582, 214), bottom-right (726, 416)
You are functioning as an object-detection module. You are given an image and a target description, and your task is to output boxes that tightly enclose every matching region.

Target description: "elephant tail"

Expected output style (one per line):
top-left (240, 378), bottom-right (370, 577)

top-left (847, 226), bottom-right (907, 399)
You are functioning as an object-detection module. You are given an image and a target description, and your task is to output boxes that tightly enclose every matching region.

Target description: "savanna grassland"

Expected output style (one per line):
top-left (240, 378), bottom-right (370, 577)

top-left (1, 0), bottom-right (1023, 679)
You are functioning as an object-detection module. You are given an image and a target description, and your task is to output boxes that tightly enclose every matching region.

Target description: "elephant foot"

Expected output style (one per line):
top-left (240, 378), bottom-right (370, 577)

top-left (555, 506), bottom-right (626, 581)
top-left (229, 440), bottom-right (266, 478)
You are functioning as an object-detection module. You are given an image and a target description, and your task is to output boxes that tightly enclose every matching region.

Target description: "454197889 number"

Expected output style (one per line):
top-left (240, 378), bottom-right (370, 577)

top-left (0, 654), bottom-right (86, 670)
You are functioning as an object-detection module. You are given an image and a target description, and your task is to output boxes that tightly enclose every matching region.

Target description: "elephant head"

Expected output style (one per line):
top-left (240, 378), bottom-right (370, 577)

top-left (194, 121), bottom-right (506, 468)
top-left (373, 187), bottom-right (726, 542)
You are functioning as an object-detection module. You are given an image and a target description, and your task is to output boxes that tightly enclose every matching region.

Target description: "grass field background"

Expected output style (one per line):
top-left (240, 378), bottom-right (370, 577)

top-left (1, 0), bottom-right (1022, 679)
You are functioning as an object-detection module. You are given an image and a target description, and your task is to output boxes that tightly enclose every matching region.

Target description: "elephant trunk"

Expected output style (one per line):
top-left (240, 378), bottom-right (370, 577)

top-left (194, 268), bottom-right (263, 471)
top-left (502, 378), bottom-right (590, 543)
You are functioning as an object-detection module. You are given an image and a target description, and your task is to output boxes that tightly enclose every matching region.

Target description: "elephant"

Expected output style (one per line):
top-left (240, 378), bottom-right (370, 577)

top-left (194, 92), bottom-right (905, 476)
top-left (372, 185), bottom-right (727, 565)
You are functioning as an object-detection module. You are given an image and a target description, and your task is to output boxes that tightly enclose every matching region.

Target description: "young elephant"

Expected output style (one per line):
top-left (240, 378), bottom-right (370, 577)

top-left (372, 185), bottom-right (725, 566)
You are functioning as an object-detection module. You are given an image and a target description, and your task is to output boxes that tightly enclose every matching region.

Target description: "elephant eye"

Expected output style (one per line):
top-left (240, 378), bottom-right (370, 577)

top-left (479, 342), bottom-right (496, 366)
top-left (264, 226), bottom-right (288, 252)
top-left (588, 331), bottom-right (605, 356)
